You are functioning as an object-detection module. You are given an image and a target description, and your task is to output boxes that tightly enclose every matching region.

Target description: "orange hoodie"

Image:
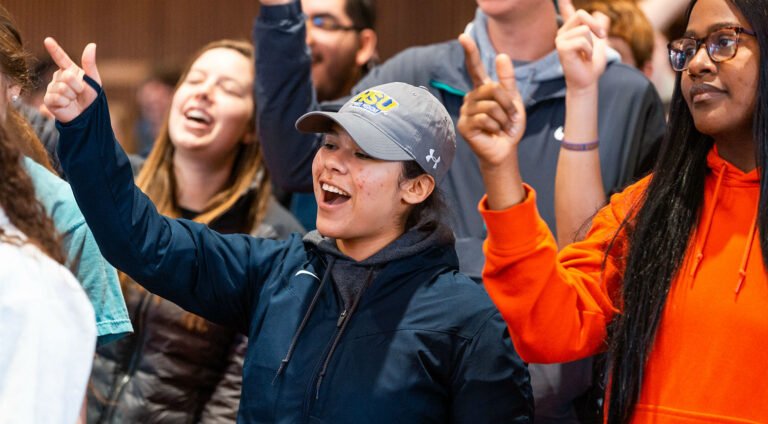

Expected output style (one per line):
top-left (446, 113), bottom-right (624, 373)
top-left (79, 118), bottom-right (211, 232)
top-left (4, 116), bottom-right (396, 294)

top-left (480, 148), bottom-right (768, 423)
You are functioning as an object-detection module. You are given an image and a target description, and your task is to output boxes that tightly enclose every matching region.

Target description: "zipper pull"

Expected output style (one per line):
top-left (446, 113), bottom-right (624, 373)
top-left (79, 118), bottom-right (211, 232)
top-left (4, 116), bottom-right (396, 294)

top-left (336, 309), bottom-right (347, 327)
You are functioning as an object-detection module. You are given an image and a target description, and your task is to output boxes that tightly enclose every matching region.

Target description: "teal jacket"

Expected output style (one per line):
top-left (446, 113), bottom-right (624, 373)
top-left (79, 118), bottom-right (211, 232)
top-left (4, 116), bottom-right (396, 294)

top-left (24, 157), bottom-right (131, 344)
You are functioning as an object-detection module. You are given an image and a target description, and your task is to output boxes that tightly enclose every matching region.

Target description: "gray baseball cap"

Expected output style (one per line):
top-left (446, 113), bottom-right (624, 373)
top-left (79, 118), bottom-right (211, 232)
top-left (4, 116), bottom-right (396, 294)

top-left (295, 82), bottom-right (456, 183)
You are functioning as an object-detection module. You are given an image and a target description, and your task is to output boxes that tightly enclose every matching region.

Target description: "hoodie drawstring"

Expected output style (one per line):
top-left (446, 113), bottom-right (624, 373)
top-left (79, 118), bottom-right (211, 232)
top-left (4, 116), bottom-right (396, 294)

top-left (735, 213), bottom-right (758, 295)
top-left (315, 267), bottom-right (376, 400)
top-left (690, 163), bottom-right (727, 281)
top-left (272, 257), bottom-right (337, 385)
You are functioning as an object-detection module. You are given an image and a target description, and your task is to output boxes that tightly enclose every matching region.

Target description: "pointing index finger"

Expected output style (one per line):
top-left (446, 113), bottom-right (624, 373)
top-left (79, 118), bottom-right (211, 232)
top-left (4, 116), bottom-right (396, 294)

top-left (44, 37), bottom-right (76, 70)
top-left (496, 54), bottom-right (517, 94)
top-left (558, 0), bottom-right (577, 22)
top-left (459, 33), bottom-right (490, 88)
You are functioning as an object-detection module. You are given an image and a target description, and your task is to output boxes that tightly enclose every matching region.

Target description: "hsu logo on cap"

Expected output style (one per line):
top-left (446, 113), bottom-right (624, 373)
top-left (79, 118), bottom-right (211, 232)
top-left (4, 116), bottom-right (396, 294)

top-left (351, 90), bottom-right (399, 115)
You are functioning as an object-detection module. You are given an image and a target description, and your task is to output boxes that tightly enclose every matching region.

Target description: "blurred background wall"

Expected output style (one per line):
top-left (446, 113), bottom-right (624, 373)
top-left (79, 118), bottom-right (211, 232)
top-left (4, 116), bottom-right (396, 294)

top-left (4, 0), bottom-right (475, 151)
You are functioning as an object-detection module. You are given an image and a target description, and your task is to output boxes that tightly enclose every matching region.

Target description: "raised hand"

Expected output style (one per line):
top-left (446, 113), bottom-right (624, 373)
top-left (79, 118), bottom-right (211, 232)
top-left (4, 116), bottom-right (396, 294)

top-left (456, 34), bottom-right (526, 169)
top-left (555, 0), bottom-right (610, 92)
top-left (43, 37), bottom-right (102, 123)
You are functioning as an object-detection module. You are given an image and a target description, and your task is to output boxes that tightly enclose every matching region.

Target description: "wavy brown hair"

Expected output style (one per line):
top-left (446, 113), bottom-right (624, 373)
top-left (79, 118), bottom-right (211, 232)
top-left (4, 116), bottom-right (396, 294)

top-left (127, 39), bottom-right (271, 332)
top-left (0, 4), bottom-right (61, 262)
top-left (0, 123), bottom-right (64, 264)
top-left (0, 3), bottom-right (55, 172)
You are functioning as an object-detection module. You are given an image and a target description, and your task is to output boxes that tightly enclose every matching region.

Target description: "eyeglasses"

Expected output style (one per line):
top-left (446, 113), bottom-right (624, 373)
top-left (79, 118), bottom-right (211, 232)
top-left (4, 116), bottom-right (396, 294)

top-left (667, 26), bottom-right (756, 72)
top-left (307, 14), bottom-right (359, 32)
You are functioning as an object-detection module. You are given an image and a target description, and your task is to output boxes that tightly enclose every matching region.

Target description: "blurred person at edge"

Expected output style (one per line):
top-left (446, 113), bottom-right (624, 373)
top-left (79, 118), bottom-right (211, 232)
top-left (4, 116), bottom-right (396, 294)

top-left (267, 0), bottom-right (378, 230)
top-left (0, 4), bottom-right (131, 344)
top-left (87, 39), bottom-right (303, 423)
top-left (0, 6), bottom-right (130, 422)
top-left (254, 0), bottom-right (666, 421)
top-left (0, 60), bottom-right (95, 424)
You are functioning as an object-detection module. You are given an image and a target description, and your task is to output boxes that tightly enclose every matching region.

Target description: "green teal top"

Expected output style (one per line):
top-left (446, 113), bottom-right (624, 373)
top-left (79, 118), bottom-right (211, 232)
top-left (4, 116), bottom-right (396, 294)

top-left (24, 156), bottom-right (132, 345)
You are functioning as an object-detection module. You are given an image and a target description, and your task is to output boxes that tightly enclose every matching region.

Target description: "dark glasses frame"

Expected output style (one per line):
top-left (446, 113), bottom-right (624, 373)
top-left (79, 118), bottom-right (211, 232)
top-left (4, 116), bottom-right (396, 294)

top-left (307, 14), bottom-right (361, 32)
top-left (667, 26), bottom-right (756, 72)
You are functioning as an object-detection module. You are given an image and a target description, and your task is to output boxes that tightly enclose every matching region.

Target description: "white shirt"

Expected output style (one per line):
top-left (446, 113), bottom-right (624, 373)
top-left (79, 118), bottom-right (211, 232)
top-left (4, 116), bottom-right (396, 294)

top-left (0, 207), bottom-right (96, 424)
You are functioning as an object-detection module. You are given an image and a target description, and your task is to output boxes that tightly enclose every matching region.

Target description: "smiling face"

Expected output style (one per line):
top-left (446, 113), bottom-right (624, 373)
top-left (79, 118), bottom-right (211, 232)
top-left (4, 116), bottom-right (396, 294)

top-left (312, 126), bottom-right (431, 260)
top-left (680, 0), bottom-right (759, 142)
top-left (168, 47), bottom-right (254, 165)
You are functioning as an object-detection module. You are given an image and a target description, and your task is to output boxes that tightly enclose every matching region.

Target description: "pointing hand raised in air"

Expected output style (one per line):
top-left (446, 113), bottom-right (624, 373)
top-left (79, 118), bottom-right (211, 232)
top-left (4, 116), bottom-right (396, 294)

top-left (556, 0), bottom-right (610, 91)
top-left (456, 34), bottom-right (526, 169)
top-left (43, 37), bottom-right (102, 123)
top-left (456, 34), bottom-right (527, 209)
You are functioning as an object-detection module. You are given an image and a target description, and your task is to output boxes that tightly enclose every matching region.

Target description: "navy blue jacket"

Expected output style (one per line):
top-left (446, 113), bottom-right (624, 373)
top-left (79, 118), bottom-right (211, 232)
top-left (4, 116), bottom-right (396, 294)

top-left (58, 81), bottom-right (533, 423)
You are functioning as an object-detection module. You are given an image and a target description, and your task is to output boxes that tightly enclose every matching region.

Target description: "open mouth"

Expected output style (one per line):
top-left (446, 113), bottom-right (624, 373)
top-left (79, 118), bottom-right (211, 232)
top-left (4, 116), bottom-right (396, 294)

top-left (321, 182), bottom-right (351, 205)
top-left (185, 109), bottom-right (212, 125)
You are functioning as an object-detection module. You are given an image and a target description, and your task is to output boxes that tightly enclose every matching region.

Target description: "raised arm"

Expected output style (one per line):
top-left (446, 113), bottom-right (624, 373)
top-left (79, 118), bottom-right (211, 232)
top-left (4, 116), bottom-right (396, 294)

top-left (44, 38), bottom-right (290, 330)
top-left (253, 0), bottom-right (322, 192)
top-left (458, 32), bottom-right (625, 363)
top-left (456, 35), bottom-right (527, 212)
top-left (554, 0), bottom-right (610, 245)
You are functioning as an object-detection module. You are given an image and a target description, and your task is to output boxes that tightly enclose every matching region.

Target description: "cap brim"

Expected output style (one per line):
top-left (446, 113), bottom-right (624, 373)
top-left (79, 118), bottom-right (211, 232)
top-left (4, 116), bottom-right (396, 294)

top-left (296, 111), bottom-right (413, 161)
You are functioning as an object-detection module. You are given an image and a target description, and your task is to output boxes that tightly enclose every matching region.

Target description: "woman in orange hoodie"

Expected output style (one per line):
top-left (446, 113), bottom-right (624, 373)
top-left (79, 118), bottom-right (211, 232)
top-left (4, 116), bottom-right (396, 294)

top-left (458, 0), bottom-right (767, 422)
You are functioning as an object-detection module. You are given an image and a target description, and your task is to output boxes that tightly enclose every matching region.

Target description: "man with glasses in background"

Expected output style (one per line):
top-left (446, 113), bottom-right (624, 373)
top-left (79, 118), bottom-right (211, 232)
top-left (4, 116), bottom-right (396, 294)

top-left (255, 0), bottom-right (377, 230)
top-left (253, 0), bottom-right (665, 421)
top-left (301, 0), bottom-right (377, 102)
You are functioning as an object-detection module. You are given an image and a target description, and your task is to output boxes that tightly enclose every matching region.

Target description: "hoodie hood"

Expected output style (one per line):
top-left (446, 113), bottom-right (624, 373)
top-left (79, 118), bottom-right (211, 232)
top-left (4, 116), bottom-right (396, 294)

top-left (303, 216), bottom-right (455, 308)
top-left (464, 8), bottom-right (621, 106)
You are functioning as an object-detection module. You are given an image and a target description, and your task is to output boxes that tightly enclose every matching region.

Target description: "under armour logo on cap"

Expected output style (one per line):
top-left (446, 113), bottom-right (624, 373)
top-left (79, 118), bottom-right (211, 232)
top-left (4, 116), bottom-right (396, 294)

top-left (426, 149), bottom-right (441, 169)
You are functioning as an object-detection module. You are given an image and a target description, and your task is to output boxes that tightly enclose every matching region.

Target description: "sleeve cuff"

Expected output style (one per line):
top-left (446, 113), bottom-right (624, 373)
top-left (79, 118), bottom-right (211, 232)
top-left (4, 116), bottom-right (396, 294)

top-left (55, 75), bottom-right (103, 131)
top-left (479, 184), bottom-right (550, 253)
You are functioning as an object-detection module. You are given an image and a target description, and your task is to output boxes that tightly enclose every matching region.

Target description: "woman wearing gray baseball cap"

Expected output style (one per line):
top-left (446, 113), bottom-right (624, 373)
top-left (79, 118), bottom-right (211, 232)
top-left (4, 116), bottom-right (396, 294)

top-left (44, 37), bottom-right (533, 423)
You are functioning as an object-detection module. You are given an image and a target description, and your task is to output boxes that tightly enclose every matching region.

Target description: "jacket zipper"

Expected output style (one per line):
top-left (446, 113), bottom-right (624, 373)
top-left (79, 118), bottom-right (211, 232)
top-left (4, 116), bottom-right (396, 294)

top-left (300, 308), bottom-right (348, 421)
top-left (100, 292), bottom-right (153, 423)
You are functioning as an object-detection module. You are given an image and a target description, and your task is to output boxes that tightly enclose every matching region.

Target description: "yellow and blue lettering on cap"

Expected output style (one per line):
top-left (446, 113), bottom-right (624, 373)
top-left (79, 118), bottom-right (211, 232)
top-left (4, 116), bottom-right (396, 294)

top-left (350, 90), bottom-right (399, 115)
